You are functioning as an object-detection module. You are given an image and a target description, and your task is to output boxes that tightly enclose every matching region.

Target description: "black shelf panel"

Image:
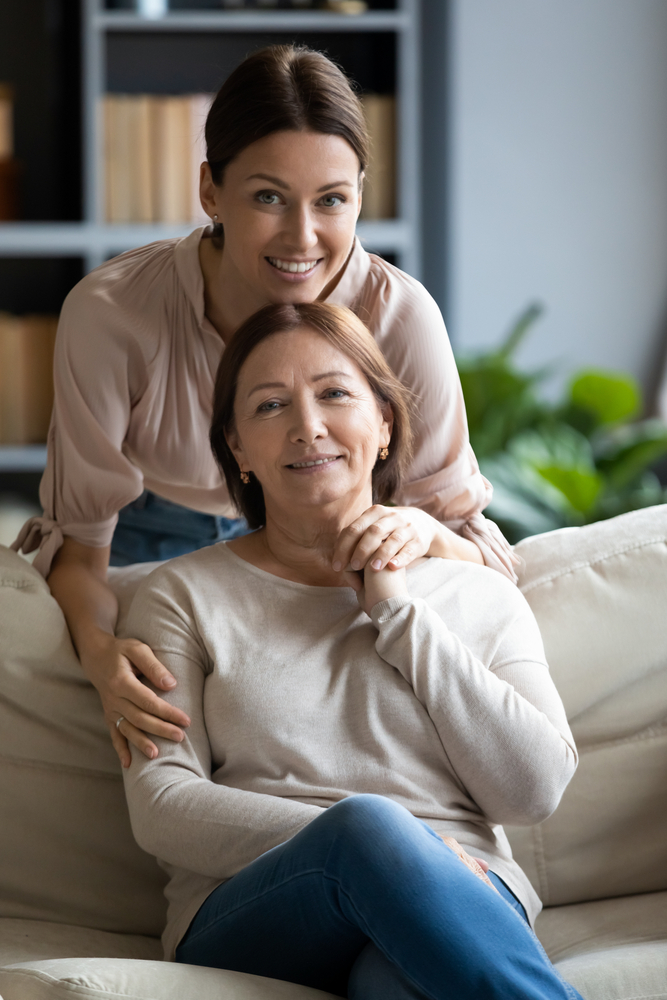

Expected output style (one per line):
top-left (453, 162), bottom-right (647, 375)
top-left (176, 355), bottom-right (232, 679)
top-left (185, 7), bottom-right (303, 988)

top-left (106, 30), bottom-right (396, 94)
top-left (0, 258), bottom-right (83, 314)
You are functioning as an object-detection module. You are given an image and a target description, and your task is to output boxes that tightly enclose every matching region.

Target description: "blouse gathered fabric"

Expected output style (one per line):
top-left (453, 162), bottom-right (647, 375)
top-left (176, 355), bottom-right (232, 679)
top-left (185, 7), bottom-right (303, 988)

top-left (121, 544), bottom-right (578, 961)
top-left (12, 227), bottom-right (517, 580)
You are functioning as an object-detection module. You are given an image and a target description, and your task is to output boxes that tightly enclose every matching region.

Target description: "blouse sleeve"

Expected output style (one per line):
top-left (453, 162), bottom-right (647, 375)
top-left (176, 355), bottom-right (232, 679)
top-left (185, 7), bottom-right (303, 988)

top-left (362, 263), bottom-right (518, 582)
top-left (11, 277), bottom-right (147, 577)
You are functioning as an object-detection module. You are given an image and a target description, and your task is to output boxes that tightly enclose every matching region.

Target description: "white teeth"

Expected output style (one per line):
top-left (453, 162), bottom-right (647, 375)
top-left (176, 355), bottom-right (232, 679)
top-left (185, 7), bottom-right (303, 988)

top-left (268, 257), bottom-right (318, 274)
top-left (290, 457), bottom-right (338, 468)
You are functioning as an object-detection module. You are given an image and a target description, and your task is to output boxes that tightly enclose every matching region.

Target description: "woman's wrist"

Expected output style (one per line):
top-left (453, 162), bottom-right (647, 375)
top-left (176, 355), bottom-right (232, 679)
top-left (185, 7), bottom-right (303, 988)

top-left (428, 523), bottom-right (484, 565)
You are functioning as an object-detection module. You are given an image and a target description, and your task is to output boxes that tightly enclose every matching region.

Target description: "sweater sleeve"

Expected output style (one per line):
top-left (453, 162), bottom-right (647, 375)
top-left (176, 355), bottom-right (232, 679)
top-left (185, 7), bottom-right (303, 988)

top-left (121, 577), bottom-right (323, 880)
top-left (369, 595), bottom-right (577, 826)
top-left (360, 259), bottom-right (518, 582)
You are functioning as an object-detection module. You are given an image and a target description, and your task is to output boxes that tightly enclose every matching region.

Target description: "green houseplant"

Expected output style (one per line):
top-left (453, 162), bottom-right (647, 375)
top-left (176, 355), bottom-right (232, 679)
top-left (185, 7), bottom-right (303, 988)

top-left (457, 305), bottom-right (667, 543)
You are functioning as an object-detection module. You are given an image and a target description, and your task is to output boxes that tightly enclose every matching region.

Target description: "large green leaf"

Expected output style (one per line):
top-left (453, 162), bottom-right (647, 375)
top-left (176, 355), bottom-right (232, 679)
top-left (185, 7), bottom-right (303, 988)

top-left (537, 466), bottom-right (603, 513)
top-left (595, 420), bottom-right (667, 489)
top-left (568, 370), bottom-right (640, 426)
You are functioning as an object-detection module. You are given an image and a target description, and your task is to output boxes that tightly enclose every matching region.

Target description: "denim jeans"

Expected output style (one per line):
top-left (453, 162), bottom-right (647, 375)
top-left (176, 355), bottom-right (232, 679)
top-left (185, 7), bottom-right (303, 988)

top-left (175, 795), bottom-right (583, 1000)
top-left (109, 491), bottom-right (248, 566)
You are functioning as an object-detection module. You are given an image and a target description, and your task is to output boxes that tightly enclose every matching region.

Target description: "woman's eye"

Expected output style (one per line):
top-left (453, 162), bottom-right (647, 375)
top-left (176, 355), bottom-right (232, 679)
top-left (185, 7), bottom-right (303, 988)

top-left (320, 194), bottom-right (344, 208)
top-left (257, 400), bottom-right (281, 412)
top-left (256, 191), bottom-right (281, 205)
top-left (324, 389), bottom-right (347, 399)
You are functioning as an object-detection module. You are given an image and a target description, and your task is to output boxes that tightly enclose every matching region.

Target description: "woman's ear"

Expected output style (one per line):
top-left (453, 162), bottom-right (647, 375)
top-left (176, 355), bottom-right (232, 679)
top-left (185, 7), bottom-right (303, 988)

top-left (199, 161), bottom-right (220, 220)
top-left (225, 427), bottom-right (249, 474)
top-left (379, 402), bottom-right (393, 449)
top-left (356, 171), bottom-right (365, 220)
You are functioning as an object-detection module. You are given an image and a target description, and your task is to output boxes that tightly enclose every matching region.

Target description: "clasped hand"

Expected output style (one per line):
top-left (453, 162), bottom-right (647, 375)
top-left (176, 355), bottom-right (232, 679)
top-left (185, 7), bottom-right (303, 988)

top-left (332, 504), bottom-right (442, 615)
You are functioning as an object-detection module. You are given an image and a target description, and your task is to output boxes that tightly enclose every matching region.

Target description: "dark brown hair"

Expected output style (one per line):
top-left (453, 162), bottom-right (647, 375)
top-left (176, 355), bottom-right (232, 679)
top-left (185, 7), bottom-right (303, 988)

top-left (210, 303), bottom-right (414, 529)
top-left (205, 44), bottom-right (369, 197)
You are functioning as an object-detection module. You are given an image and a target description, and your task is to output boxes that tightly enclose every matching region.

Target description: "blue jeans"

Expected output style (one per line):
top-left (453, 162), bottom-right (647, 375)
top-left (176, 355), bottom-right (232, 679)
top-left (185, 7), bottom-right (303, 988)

top-left (109, 491), bottom-right (248, 566)
top-left (175, 795), bottom-right (583, 1000)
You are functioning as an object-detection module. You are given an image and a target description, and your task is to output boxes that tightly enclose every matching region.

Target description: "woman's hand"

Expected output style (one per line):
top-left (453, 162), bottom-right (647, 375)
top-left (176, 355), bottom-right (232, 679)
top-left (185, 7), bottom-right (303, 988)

top-left (439, 836), bottom-right (498, 893)
top-left (332, 505), bottom-right (484, 575)
top-left (79, 633), bottom-right (191, 769)
top-left (345, 562), bottom-right (409, 617)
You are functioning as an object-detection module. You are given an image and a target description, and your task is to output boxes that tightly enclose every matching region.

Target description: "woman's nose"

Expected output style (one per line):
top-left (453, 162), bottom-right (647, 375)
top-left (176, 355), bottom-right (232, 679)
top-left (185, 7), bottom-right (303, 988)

top-left (283, 204), bottom-right (317, 252)
top-left (290, 399), bottom-right (327, 442)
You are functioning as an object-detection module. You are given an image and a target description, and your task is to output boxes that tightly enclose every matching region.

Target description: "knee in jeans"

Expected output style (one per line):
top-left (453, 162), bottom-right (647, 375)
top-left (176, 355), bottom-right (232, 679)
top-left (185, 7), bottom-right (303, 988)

top-left (324, 794), bottom-right (414, 843)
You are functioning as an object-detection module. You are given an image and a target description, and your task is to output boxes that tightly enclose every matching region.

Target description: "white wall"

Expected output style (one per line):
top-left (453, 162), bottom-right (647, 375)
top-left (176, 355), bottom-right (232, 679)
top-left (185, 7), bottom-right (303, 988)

top-left (448, 0), bottom-right (667, 399)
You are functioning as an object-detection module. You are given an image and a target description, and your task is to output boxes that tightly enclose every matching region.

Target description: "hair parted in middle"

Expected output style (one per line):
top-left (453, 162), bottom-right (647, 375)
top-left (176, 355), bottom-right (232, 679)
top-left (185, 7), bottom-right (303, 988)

top-left (210, 303), bottom-right (414, 530)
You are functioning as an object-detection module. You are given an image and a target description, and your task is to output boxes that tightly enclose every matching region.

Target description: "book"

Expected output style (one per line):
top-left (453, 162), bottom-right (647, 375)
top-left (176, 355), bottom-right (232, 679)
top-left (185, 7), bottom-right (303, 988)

top-left (104, 93), bottom-right (213, 224)
top-left (0, 314), bottom-right (58, 445)
top-left (360, 94), bottom-right (396, 221)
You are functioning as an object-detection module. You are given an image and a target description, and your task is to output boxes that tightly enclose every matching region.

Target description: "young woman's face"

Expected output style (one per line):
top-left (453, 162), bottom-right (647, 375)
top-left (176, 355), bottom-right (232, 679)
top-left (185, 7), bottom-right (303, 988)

top-left (227, 327), bottom-right (392, 517)
top-left (201, 130), bottom-right (362, 304)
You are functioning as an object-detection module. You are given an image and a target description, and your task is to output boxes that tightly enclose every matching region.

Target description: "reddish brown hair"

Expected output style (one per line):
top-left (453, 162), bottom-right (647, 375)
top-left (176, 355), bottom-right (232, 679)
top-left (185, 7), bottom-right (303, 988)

top-left (210, 303), bottom-right (414, 529)
top-left (205, 44), bottom-right (369, 193)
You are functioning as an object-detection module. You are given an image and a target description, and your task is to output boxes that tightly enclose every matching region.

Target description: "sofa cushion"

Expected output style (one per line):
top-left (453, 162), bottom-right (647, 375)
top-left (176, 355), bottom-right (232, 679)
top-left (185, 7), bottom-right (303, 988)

top-left (0, 546), bottom-right (166, 936)
top-left (0, 918), bottom-right (161, 967)
top-left (507, 505), bottom-right (667, 907)
top-left (0, 959), bottom-right (339, 1000)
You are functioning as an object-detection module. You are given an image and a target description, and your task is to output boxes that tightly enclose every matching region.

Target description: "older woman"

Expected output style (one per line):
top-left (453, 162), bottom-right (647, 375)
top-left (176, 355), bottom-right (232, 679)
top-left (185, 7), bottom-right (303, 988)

top-left (14, 43), bottom-right (515, 769)
top-left (122, 302), bottom-right (582, 1000)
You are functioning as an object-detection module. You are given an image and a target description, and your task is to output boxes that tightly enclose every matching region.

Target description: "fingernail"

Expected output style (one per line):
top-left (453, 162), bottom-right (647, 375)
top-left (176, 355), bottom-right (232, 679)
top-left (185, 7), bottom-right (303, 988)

top-left (147, 748), bottom-right (157, 759)
top-left (163, 678), bottom-right (176, 689)
top-left (351, 560), bottom-right (361, 571)
top-left (332, 560), bottom-right (342, 572)
top-left (372, 559), bottom-right (382, 570)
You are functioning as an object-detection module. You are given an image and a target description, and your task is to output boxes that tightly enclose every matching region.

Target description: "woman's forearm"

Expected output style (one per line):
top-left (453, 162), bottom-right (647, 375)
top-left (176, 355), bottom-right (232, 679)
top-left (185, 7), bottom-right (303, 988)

top-left (47, 541), bottom-right (118, 664)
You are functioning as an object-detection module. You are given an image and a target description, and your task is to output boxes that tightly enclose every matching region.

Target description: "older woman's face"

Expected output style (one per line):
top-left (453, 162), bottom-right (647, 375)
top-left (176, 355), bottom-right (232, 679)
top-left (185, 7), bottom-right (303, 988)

top-left (227, 327), bottom-right (392, 516)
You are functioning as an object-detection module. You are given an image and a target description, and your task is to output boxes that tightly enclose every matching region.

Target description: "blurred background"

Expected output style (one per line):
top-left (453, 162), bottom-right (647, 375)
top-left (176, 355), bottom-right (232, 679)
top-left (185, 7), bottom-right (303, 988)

top-left (2, 0), bottom-right (667, 549)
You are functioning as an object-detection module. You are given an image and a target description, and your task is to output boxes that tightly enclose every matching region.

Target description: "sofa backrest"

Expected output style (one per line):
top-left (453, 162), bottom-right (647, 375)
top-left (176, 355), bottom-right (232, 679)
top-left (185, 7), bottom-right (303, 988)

top-left (0, 547), bottom-right (166, 936)
top-left (507, 505), bottom-right (667, 906)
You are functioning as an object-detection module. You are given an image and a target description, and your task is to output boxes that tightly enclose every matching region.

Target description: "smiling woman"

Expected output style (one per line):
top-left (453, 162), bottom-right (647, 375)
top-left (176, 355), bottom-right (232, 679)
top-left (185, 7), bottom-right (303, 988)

top-left (12, 43), bottom-right (517, 770)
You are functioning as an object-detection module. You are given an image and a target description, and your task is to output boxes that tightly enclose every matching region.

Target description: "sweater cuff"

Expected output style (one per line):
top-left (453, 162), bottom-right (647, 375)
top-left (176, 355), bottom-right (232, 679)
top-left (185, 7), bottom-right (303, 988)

top-left (369, 595), bottom-right (414, 628)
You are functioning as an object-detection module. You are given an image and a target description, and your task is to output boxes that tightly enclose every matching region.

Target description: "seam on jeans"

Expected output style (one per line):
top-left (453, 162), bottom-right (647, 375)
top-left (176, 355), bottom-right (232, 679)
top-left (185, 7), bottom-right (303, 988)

top-left (322, 872), bottom-right (440, 1000)
top-left (179, 868), bottom-right (328, 948)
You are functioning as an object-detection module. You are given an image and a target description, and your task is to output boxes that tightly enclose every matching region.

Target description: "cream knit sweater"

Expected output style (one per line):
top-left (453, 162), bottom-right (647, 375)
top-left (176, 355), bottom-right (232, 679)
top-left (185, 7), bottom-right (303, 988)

top-left (122, 544), bottom-right (577, 959)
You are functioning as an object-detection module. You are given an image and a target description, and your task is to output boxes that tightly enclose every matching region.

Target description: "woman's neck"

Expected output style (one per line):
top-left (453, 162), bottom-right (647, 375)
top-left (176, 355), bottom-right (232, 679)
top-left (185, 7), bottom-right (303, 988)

top-left (199, 236), bottom-right (264, 343)
top-left (228, 495), bottom-right (372, 587)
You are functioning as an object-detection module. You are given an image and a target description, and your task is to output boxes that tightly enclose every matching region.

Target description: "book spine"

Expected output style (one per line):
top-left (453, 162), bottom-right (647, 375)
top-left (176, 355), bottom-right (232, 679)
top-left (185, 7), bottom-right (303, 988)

top-left (360, 94), bottom-right (396, 221)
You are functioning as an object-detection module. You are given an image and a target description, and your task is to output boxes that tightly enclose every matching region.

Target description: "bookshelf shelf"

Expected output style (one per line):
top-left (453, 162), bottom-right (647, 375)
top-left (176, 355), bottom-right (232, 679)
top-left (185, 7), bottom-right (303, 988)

top-left (0, 219), bottom-right (411, 265)
top-left (97, 11), bottom-right (409, 32)
top-left (0, 446), bottom-right (48, 472)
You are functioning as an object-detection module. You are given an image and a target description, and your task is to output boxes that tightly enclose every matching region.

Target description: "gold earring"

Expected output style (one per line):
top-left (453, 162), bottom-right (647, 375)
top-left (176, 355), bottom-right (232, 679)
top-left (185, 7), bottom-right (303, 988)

top-left (378, 447), bottom-right (389, 461)
top-left (240, 471), bottom-right (250, 484)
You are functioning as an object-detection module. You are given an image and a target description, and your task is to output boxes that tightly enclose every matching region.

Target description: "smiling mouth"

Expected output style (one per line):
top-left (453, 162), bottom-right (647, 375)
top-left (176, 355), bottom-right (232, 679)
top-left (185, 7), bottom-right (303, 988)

top-left (288, 456), bottom-right (341, 469)
top-left (267, 257), bottom-right (320, 274)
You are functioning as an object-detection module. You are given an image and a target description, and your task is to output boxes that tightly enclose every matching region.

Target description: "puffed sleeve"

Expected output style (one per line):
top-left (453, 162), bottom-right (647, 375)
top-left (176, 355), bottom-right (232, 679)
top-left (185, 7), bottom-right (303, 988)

top-left (360, 259), bottom-right (519, 582)
top-left (11, 274), bottom-right (147, 577)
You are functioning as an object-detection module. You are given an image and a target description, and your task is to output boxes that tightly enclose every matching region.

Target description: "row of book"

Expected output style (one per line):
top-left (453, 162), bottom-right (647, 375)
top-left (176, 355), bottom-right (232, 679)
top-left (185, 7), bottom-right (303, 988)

top-left (104, 91), bottom-right (395, 224)
top-left (105, 93), bottom-right (211, 224)
top-left (0, 315), bottom-right (58, 445)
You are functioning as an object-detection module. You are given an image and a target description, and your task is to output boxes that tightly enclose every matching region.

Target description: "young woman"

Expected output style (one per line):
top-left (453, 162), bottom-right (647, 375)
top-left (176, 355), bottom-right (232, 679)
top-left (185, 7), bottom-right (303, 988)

top-left (122, 302), bottom-right (581, 1000)
top-left (13, 44), bottom-right (516, 768)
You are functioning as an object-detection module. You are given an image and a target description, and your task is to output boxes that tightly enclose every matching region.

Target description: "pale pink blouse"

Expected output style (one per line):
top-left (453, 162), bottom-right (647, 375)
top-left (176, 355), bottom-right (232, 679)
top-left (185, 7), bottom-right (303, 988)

top-left (14, 227), bottom-right (517, 581)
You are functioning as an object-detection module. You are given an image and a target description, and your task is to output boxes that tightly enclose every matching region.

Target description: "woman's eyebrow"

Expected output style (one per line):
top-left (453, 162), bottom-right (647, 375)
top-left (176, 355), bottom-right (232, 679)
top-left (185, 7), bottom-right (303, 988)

top-left (247, 372), bottom-right (352, 397)
top-left (246, 173), bottom-right (289, 189)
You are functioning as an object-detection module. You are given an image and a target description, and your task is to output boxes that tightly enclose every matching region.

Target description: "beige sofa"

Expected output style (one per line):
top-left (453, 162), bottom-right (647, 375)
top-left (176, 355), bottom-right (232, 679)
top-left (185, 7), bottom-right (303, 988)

top-left (0, 505), bottom-right (666, 1000)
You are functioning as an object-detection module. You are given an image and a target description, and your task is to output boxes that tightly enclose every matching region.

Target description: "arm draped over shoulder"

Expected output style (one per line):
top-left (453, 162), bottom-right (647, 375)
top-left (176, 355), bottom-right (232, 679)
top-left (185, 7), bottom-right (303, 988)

top-left (349, 254), bottom-right (518, 582)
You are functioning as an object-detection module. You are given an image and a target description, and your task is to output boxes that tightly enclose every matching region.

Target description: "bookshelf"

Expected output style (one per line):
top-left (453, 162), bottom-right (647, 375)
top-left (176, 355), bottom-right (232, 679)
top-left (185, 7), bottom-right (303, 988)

top-left (0, 0), bottom-right (422, 474)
